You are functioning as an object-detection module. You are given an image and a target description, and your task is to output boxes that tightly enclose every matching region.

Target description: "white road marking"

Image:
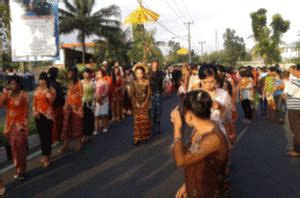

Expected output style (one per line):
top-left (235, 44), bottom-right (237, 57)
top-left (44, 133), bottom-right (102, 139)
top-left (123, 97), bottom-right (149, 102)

top-left (236, 126), bottom-right (249, 144)
top-left (0, 143), bottom-right (60, 175)
top-left (0, 150), bottom-right (42, 175)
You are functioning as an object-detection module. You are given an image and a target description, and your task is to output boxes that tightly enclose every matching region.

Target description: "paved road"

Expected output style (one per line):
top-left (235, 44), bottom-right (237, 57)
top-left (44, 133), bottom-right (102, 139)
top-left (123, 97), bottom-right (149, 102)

top-left (1, 94), bottom-right (300, 198)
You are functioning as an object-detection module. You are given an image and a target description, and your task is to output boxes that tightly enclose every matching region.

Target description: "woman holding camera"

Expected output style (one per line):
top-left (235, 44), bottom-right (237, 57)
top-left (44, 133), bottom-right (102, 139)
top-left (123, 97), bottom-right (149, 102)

top-left (171, 90), bottom-right (228, 197)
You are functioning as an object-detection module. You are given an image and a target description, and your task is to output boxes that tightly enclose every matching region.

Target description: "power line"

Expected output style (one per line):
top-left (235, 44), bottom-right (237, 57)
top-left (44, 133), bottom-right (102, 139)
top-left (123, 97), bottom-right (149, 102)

top-left (142, 1), bottom-right (187, 40)
top-left (162, 0), bottom-right (205, 54)
top-left (181, 0), bottom-right (193, 21)
top-left (156, 20), bottom-right (187, 39)
top-left (173, 0), bottom-right (189, 21)
top-left (165, 0), bottom-right (182, 19)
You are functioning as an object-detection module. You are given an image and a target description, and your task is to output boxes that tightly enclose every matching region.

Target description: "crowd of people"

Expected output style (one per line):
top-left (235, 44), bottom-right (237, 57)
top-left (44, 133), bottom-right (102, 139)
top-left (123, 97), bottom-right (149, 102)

top-left (0, 60), bottom-right (299, 197)
top-left (0, 59), bottom-right (167, 193)
top-left (170, 63), bottom-right (300, 197)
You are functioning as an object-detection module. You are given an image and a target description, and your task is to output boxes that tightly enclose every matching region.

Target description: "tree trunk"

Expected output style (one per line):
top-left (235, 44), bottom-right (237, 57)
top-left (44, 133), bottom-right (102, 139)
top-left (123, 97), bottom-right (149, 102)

top-left (81, 32), bottom-right (86, 66)
top-left (143, 45), bottom-right (148, 64)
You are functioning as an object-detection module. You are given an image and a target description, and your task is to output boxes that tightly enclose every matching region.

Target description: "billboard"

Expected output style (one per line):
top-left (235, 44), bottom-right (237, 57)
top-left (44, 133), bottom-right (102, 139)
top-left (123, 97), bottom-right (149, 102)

top-left (9, 0), bottom-right (59, 62)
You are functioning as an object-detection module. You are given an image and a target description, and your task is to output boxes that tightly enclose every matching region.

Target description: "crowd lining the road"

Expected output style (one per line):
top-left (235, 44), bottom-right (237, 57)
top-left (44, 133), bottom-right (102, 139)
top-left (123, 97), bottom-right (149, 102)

top-left (0, 60), bottom-right (299, 197)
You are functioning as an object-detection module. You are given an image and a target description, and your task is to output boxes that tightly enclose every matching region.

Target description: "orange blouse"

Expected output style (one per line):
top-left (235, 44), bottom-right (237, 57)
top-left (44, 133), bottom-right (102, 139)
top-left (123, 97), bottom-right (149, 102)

top-left (66, 81), bottom-right (83, 117)
top-left (0, 91), bottom-right (29, 135)
top-left (33, 88), bottom-right (56, 121)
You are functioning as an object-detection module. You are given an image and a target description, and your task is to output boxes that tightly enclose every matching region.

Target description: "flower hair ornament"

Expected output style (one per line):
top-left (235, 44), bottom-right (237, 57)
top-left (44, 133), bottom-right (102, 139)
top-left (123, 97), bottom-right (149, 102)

top-left (132, 62), bottom-right (149, 74)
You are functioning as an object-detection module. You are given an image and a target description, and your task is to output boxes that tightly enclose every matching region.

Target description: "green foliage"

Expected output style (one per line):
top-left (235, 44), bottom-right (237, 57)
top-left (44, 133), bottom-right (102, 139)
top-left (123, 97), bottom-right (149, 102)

top-left (166, 41), bottom-right (188, 63)
top-left (57, 68), bottom-right (68, 87)
top-left (223, 28), bottom-right (248, 66)
top-left (291, 57), bottom-right (300, 65)
top-left (0, 3), bottom-right (10, 36)
top-left (199, 51), bottom-right (227, 65)
top-left (250, 8), bottom-right (290, 65)
top-left (128, 24), bottom-right (164, 63)
top-left (94, 28), bottom-right (132, 66)
top-left (59, 0), bottom-right (121, 65)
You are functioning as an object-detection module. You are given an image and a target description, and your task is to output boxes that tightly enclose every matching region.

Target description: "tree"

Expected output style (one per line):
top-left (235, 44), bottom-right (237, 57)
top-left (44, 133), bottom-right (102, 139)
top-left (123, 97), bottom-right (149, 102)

top-left (94, 28), bottom-right (132, 66)
top-left (250, 8), bottom-right (290, 65)
top-left (223, 28), bottom-right (247, 65)
top-left (199, 51), bottom-right (226, 65)
top-left (59, 0), bottom-right (121, 65)
top-left (166, 40), bottom-right (188, 64)
top-left (128, 24), bottom-right (164, 64)
top-left (0, 3), bottom-right (11, 65)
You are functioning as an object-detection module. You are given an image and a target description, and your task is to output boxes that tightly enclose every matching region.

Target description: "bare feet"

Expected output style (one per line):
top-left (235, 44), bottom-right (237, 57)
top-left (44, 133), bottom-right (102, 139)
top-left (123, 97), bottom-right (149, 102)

top-left (43, 158), bottom-right (50, 168)
top-left (74, 142), bottom-right (82, 152)
top-left (0, 181), bottom-right (5, 195)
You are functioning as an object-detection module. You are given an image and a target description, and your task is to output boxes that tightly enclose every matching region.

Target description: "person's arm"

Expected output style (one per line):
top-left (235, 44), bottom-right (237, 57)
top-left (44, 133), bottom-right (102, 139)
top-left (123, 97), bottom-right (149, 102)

top-left (23, 92), bottom-right (30, 121)
top-left (0, 91), bottom-right (8, 107)
top-left (142, 80), bottom-right (151, 108)
top-left (32, 91), bottom-right (39, 118)
top-left (172, 132), bottom-right (221, 168)
top-left (46, 88), bottom-right (56, 103)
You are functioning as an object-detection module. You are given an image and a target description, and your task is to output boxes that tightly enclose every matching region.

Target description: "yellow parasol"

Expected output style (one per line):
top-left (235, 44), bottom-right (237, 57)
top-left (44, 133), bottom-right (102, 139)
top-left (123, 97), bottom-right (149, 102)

top-left (124, 0), bottom-right (160, 25)
top-left (177, 48), bottom-right (189, 55)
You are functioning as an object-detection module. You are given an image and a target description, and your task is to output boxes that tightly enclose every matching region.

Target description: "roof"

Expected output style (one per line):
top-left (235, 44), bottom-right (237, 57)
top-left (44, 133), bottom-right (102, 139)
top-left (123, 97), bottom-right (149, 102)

top-left (281, 41), bottom-right (299, 48)
top-left (61, 42), bottom-right (96, 49)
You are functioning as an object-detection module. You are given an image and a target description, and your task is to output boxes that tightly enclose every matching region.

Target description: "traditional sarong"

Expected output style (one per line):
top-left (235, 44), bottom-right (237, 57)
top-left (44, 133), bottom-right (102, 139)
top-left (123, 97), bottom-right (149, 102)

top-left (61, 107), bottom-right (83, 141)
top-left (8, 125), bottom-right (27, 173)
top-left (133, 108), bottom-right (151, 141)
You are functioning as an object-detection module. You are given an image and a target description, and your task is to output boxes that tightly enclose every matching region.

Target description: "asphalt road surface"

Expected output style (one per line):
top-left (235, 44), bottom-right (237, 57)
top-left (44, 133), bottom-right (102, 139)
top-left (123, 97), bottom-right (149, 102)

top-left (1, 94), bottom-right (300, 198)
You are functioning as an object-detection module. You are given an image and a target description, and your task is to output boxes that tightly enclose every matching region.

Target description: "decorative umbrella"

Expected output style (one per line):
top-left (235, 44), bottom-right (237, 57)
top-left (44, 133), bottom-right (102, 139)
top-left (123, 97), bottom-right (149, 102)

top-left (124, 0), bottom-right (160, 25)
top-left (177, 48), bottom-right (189, 55)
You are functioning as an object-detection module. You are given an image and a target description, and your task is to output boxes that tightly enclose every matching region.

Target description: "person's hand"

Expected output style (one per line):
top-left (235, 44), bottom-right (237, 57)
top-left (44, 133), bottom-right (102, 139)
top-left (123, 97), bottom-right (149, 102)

top-left (171, 106), bottom-right (182, 132)
top-left (33, 112), bottom-right (40, 119)
top-left (63, 105), bottom-right (69, 111)
top-left (176, 184), bottom-right (187, 198)
top-left (282, 94), bottom-right (287, 100)
top-left (229, 132), bottom-right (237, 145)
top-left (212, 100), bottom-right (219, 109)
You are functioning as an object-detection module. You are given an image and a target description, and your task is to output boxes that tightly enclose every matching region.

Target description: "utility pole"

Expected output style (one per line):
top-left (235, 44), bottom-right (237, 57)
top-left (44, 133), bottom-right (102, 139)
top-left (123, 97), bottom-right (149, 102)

top-left (215, 30), bottom-right (219, 51)
top-left (184, 21), bottom-right (194, 63)
top-left (297, 31), bottom-right (300, 58)
top-left (199, 41), bottom-right (206, 56)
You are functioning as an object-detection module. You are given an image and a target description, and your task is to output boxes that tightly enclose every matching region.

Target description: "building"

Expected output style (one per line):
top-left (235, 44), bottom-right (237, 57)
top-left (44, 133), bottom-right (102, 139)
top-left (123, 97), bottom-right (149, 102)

top-left (280, 42), bottom-right (300, 60)
top-left (54, 43), bottom-right (95, 68)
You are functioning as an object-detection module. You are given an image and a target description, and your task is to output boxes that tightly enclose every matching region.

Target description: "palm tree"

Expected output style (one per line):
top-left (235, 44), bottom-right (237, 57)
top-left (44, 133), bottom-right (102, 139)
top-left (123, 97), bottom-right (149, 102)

top-left (94, 28), bottom-right (133, 65)
top-left (128, 25), bottom-right (164, 64)
top-left (141, 30), bottom-right (165, 62)
top-left (59, 0), bottom-right (121, 65)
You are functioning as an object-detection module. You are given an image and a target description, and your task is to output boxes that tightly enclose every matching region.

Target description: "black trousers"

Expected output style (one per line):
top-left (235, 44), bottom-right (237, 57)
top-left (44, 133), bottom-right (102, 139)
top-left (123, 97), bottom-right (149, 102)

top-left (288, 110), bottom-right (300, 152)
top-left (83, 102), bottom-right (95, 136)
top-left (242, 99), bottom-right (252, 120)
top-left (35, 114), bottom-right (53, 156)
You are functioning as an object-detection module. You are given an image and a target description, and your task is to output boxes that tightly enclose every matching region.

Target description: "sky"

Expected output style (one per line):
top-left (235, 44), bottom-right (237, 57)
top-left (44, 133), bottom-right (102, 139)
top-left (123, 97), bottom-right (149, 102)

top-left (60, 0), bottom-right (300, 55)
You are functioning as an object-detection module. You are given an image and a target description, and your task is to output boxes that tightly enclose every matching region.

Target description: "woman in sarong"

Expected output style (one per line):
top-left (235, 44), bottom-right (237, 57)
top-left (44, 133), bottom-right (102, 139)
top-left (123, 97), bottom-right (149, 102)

top-left (60, 67), bottom-right (83, 152)
top-left (129, 64), bottom-right (152, 145)
top-left (0, 76), bottom-right (29, 180)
